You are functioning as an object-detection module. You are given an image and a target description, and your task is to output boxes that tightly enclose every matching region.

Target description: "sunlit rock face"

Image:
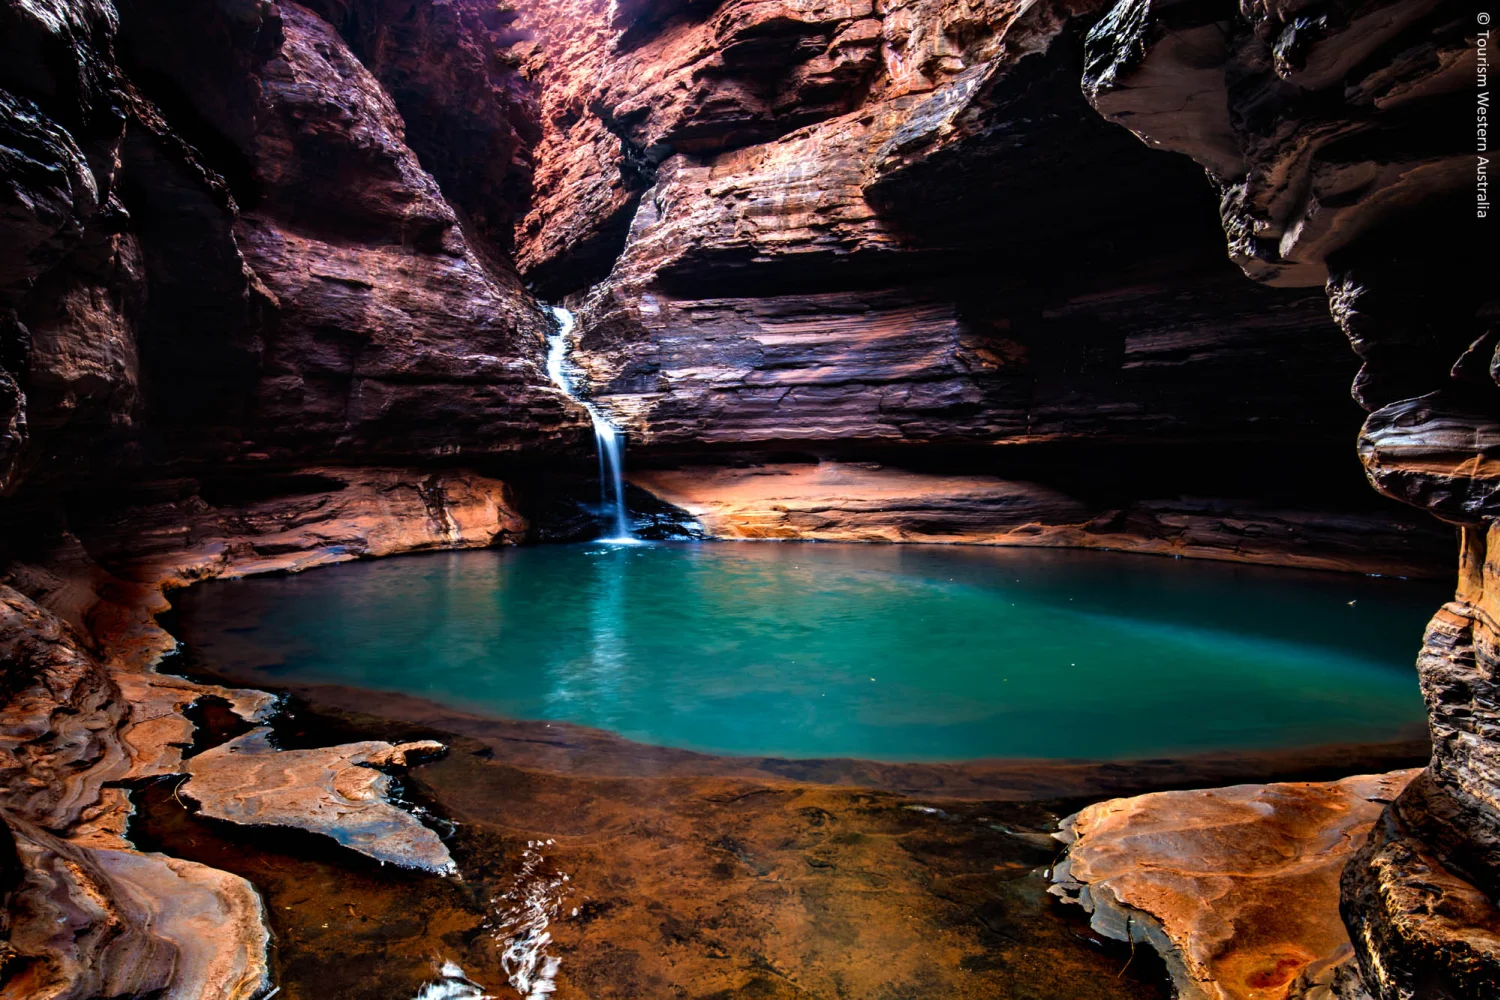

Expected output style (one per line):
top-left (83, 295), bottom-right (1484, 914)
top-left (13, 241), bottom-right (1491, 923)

top-left (1053, 770), bottom-right (1421, 1000)
top-left (505, 0), bottom-right (1489, 994)
top-left (0, 0), bottom-right (1486, 995)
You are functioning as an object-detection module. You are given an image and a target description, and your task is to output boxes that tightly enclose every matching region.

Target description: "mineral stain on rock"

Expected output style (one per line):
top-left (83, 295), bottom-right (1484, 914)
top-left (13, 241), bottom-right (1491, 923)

top-left (131, 696), bottom-right (1177, 1000)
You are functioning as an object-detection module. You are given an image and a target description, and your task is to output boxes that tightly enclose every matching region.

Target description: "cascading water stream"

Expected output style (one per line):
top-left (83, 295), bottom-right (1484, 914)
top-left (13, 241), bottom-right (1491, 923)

top-left (545, 306), bottom-right (634, 541)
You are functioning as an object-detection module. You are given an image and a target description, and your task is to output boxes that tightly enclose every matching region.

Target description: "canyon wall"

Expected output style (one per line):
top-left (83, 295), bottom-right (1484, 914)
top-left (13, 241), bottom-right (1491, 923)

top-left (0, 1), bottom-right (578, 994)
top-left (0, 0), bottom-right (587, 508)
top-left (513, 0), bottom-right (1453, 575)
top-left (0, 0), bottom-right (1488, 996)
top-left (1074, 0), bottom-right (1493, 994)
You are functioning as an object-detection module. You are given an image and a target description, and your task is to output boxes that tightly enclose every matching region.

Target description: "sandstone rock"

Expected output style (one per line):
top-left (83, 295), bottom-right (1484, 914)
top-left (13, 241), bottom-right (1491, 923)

top-left (234, 216), bottom-right (579, 462)
top-left (634, 462), bottom-right (1452, 576)
top-left (1341, 794), bottom-right (1500, 1000)
top-left (73, 466), bottom-right (527, 583)
top-left (512, 0), bottom-right (645, 296)
top-left (0, 456), bottom-right (534, 994)
top-left (577, 289), bottom-right (1012, 446)
top-left (1, 815), bottom-right (270, 1000)
top-left (301, 0), bottom-right (540, 256)
top-left (541, 0), bottom-right (1377, 484)
top-left (249, 3), bottom-right (458, 244)
top-left (213, 3), bottom-right (586, 462)
top-left (0, 583), bottom-right (132, 834)
top-left (0, 90), bottom-right (99, 300)
top-left (1, 0), bottom-right (592, 478)
top-left (635, 461), bottom-right (1091, 540)
top-left (512, 0), bottom-right (914, 296)
top-left (1063, 3), bottom-right (1497, 985)
top-left (1358, 395), bottom-right (1500, 523)
top-left (0, 584), bottom-right (272, 1000)
top-left (182, 728), bottom-right (454, 872)
top-left (0, 0), bottom-right (1489, 994)
top-left (1081, 0), bottom-right (1474, 287)
top-left (1052, 770), bottom-right (1419, 1000)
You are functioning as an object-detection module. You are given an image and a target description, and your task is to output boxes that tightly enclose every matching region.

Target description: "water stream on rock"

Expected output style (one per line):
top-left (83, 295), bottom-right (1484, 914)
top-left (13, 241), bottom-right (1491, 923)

top-left (545, 306), bottom-right (633, 541)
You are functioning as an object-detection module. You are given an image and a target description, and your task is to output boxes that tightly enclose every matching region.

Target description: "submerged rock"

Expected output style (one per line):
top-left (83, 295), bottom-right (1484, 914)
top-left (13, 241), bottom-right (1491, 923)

top-left (1052, 770), bottom-right (1420, 1000)
top-left (181, 728), bottom-right (454, 873)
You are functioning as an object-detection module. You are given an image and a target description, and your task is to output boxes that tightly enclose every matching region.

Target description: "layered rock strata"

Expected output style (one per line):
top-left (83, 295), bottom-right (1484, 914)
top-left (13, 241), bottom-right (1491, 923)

top-left (1, 0), bottom-right (588, 499)
top-left (0, 0), bottom-right (576, 989)
top-left (520, 0), bottom-right (1446, 578)
top-left (1071, 0), bottom-right (1496, 994)
top-left (0, 465), bottom-right (526, 996)
top-left (529, 0), bottom-right (1490, 994)
top-left (0, 0), bottom-right (1490, 995)
top-left (634, 462), bottom-right (1452, 577)
top-left (0, 583), bottom-right (275, 999)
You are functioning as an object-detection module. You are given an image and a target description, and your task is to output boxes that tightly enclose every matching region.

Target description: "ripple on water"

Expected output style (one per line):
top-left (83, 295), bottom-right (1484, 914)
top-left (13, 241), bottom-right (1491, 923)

top-left (412, 961), bottom-right (494, 1000)
top-left (488, 840), bottom-right (568, 999)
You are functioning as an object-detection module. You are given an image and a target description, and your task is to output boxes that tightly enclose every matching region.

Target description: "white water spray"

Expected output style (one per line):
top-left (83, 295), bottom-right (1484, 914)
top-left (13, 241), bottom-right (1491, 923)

top-left (487, 841), bottom-right (569, 1000)
top-left (411, 961), bottom-right (495, 1000)
top-left (544, 307), bottom-right (634, 541)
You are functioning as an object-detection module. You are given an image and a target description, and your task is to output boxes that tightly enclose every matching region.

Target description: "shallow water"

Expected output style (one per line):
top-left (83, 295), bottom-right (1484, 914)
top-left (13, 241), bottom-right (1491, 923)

top-left (174, 542), bottom-right (1439, 762)
top-left (133, 697), bottom-right (1180, 1000)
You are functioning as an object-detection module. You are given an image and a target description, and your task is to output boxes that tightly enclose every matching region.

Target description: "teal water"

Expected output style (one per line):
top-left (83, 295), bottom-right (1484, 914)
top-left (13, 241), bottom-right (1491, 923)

top-left (172, 542), bottom-right (1441, 762)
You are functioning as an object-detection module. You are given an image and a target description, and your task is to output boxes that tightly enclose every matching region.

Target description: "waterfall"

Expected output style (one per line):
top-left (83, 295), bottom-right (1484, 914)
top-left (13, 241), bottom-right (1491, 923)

top-left (545, 306), bottom-right (634, 541)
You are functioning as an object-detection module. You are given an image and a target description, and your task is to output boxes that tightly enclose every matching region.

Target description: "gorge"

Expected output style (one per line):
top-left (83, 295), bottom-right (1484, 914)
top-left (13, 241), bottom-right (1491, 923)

top-left (0, 0), bottom-right (1491, 998)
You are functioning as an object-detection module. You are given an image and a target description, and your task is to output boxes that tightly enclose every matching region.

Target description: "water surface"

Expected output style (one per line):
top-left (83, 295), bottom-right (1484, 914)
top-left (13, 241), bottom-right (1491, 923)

top-left (174, 542), bottom-right (1438, 762)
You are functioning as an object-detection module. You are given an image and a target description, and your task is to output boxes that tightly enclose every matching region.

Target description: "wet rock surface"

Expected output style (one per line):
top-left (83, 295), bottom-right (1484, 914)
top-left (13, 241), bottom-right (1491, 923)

top-left (1053, 771), bottom-right (1419, 1000)
top-left (515, 0), bottom-right (1448, 581)
top-left (0, 582), bottom-right (273, 999)
top-left (182, 728), bottom-right (454, 873)
top-left (634, 462), bottom-right (1453, 577)
top-left (150, 687), bottom-right (1415, 1000)
top-left (0, 466), bottom-right (531, 996)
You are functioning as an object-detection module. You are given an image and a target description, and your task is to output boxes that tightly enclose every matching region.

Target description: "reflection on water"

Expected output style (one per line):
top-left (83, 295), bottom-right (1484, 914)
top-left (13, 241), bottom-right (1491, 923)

top-left (147, 539), bottom-right (1445, 1000)
top-left (129, 721), bottom-right (1182, 1000)
top-left (174, 542), bottom-right (1441, 762)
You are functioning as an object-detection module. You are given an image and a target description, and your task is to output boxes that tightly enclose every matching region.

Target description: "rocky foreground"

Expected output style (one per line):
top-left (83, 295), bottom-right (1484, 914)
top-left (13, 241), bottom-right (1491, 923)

top-left (1054, 771), bottom-right (1421, 1000)
top-left (0, 0), bottom-right (1492, 997)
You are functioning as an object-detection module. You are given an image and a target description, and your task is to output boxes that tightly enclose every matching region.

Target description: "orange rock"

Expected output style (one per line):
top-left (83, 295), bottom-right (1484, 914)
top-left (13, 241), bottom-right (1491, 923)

top-left (182, 729), bottom-right (454, 872)
top-left (632, 462), bottom-right (1452, 577)
top-left (1052, 770), bottom-right (1420, 1000)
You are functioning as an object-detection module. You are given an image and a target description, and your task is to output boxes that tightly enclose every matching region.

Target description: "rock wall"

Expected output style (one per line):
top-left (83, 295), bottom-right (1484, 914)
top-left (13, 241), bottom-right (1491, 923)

top-left (1072, 0), bottom-right (1492, 994)
top-left (514, 0), bottom-right (1451, 579)
top-left (0, 2), bottom-right (572, 993)
top-left (0, 0), bottom-right (588, 504)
